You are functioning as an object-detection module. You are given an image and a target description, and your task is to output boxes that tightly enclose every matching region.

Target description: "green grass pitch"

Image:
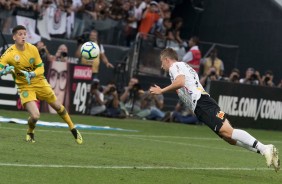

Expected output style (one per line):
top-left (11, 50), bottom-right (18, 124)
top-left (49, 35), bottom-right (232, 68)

top-left (0, 109), bottom-right (281, 184)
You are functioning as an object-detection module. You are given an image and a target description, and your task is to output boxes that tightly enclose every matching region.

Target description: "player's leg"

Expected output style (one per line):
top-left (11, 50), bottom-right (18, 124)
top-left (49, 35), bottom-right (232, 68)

top-left (195, 95), bottom-right (279, 171)
top-left (48, 100), bottom-right (74, 129)
top-left (24, 101), bottom-right (40, 128)
top-left (37, 84), bottom-right (83, 144)
top-left (219, 120), bottom-right (260, 152)
top-left (48, 100), bottom-right (83, 144)
top-left (24, 101), bottom-right (40, 143)
top-left (219, 120), bottom-right (280, 171)
top-left (19, 89), bottom-right (39, 143)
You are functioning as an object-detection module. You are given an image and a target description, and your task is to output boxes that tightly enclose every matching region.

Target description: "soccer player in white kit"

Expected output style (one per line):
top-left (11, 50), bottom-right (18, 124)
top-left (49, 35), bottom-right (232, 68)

top-left (150, 48), bottom-right (280, 172)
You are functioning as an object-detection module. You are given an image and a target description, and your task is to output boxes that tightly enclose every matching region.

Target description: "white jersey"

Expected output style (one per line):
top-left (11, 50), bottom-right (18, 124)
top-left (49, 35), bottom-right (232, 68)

top-left (169, 62), bottom-right (208, 111)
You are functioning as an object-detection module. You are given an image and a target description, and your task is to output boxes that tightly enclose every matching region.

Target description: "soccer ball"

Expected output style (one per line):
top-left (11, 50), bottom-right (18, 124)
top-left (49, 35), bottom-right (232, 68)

top-left (80, 41), bottom-right (100, 60)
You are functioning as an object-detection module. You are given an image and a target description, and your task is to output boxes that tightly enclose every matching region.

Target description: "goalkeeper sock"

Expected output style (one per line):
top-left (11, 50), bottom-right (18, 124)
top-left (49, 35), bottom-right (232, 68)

top-left (231, 129), bottom-right (266, 154)
top-left (57, 105), bottom-right (75, 130)
top-left (27, 117), bottom-right (37, 133)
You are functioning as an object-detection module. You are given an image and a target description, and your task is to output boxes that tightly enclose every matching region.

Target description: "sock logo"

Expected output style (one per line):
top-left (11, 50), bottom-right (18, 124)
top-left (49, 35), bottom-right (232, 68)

top-left (216, 111), bottom-right (225, 120)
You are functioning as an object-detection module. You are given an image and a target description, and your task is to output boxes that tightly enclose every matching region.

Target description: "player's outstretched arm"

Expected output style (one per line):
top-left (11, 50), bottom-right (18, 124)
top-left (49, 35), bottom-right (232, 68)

top-left (150, 75), bottom-right (185, 94)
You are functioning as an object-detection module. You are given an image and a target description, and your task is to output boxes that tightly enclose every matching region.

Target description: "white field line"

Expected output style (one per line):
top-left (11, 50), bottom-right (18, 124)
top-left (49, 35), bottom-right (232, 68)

top-left (0, 163), bottom-right (272, 171)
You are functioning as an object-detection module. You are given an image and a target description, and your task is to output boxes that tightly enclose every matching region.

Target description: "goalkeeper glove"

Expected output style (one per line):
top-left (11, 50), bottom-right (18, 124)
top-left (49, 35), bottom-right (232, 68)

top-left (0, 65), bottom-right (14, 76)
top-left (20, 70), bottom-right (36, 85)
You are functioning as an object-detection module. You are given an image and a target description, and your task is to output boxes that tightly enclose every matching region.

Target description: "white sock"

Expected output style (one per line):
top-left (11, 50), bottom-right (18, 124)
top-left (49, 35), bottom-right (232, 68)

top-left (231, 129), bottom-right (266, 154)
top-left (236, 141), bottom-right (260, 154)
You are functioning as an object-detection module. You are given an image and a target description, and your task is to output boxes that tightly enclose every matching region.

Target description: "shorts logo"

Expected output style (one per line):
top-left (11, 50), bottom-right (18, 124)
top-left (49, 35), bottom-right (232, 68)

top-left (29, 58), bottom-right (35, 64)
top-left (22, 91), bottom-right (29, 98)
top-left (216, 111), bottom-right (225, 120)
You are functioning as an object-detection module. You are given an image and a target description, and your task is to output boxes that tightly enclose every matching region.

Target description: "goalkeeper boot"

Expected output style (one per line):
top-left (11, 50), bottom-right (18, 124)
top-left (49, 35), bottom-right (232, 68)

top-left (26, 132), bottom-right (35, 143)
top-left (71, 128), bottom-right (83, 144)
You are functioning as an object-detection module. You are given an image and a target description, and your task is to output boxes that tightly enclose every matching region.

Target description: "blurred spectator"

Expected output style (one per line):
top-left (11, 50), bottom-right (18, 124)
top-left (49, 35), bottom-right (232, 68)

top-left (35, 41), bottom-right (53, 75)
top-left (2, 0), bottom-right (38, 33)
top-left (108, 0), bottom-right (124, 20)
top-left (181, 36), bottom-right (201, 73)
top-left (202, 48), bottom-right (224, 76)
top-left (75, 29), bottom-right (114, 79)
top-left (163, 101), bottom-right (198, 124)
top-left (119, 77), bottom-right (144, 116)
top-left (137, 84), bottom-right (165, 120)
top-left (89, 78), bottom-right (106, 115)
top-left (277, 79), bottom-right (282, 88)
top-left (165, 17), bottom-right (186, 58)
top-left (123, 0), bottom-right (143, 46)
top-left (81, 0), bottom-right (97, 33)
top-left (103, 81), bottom-right (125, 118)
top-left (0, 0), bottom-right (12, 32)
top-left (261, 70), bottom-right (275, 87)
top-left (37, 0), bottom-right (54, 20)
top-left (153, 18), bottom-right (172, 48)
top-left (239, 67), bottom-right (260, 85)
top-left (94, 0), bottom-right (110, 20)
top-left (200, 67), bottom-right (219, 92)
top-left (228, 68), bottom-right (240, 83)
top-left (70, 0), bottom-right (84, 39)
top-left (171, 17), bottom-right (184, 46)
top-left (135, 0), bottom-right (148, 15)
top-left (35, 41), bottom-right (52, 62)
top-left (12, 0), bottom-right (38, 11)
top-left (138, 1), bottom-right (162, 38)
top-left (158, 1), bottom-right (170, 12)
top-left (53, 44), bottom-right (71, 62)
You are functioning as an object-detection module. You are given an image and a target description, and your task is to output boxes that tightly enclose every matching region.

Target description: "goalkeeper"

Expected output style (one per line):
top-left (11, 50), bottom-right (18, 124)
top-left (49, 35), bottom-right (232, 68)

top-left (0, 25), bottom-right (83, 144)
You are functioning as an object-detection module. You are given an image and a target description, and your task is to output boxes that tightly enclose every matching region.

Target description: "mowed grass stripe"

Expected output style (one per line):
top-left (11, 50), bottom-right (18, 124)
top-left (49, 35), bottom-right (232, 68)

top-left (2, 126), bottom-right (282, 144)
top-left (0, 125), bottom-right (257, 152)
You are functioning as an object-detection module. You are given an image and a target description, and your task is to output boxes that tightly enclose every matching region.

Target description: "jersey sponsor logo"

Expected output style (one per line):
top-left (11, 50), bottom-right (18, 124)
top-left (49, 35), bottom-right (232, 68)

top-left (216, 111), bottom-right (225, 120)
top-left (29, 58), bottom-right (35, 64)
top-left (22, 91), bottom-right (29, 98)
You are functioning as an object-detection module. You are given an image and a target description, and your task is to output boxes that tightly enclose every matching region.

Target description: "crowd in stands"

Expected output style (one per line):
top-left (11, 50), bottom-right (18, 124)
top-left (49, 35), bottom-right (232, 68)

top-left (198, 47), bottom-right (281, 91)
top-left (0, 0), bottom-right (187, 47)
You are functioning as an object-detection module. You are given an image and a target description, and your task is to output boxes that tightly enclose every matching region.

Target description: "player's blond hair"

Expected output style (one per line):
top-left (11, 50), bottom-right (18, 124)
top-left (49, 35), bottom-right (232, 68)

top-left (160, 48), bottom-right (178, 61)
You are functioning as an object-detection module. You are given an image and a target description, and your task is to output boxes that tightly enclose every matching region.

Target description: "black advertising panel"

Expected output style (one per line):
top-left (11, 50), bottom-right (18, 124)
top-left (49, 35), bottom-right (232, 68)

top-left (209, 81), bottom-right (282, 130)
top-left (68, 64), bottom-right (92, 114)
top-left (0, 74), bottom-right (18, 110)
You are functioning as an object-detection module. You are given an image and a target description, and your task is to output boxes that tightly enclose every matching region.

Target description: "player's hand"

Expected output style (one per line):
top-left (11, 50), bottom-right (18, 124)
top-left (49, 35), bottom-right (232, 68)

top-left (0, 65), bottom-right (14, 76)
top-left (149, 84), bottom-right (162, 95)
top-left (106, 62), bottom-right (114, 68)
top-left (20, 70), bottom-right (36, 85)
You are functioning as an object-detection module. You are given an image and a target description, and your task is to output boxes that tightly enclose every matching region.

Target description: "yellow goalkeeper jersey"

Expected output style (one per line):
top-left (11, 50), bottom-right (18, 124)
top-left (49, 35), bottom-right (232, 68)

top-left (0, 43), bottom-right (45, 88)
